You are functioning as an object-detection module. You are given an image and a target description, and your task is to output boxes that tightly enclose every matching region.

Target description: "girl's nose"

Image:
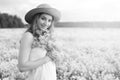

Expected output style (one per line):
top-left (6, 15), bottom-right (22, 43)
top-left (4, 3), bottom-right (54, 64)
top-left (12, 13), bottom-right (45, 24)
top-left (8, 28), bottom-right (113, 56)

top-left (44, 21), bottom-right (48, 26)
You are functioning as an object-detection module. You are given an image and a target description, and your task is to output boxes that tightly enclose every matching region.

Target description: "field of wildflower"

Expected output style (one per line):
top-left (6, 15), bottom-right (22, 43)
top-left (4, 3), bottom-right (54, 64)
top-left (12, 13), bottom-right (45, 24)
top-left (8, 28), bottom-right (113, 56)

top-left (0, 28), bottom-right (120, 80)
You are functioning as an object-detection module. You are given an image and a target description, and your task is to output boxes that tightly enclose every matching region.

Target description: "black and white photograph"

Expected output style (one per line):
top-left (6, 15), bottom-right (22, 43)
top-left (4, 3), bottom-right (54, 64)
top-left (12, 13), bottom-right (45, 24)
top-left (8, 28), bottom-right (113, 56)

top-left (0, 0), bottom-right (120, 80)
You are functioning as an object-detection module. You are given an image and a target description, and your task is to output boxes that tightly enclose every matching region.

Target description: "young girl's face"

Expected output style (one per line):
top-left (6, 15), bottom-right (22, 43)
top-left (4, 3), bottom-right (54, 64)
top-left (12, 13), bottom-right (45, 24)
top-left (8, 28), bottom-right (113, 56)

top-left (38, 13), bottom-right (53, 30)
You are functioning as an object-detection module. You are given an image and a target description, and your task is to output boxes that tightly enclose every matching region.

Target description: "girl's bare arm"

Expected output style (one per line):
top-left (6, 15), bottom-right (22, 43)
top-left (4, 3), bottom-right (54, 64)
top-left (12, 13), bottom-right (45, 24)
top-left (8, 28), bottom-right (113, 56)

top-left (18, 32), bottom-right (50, 72)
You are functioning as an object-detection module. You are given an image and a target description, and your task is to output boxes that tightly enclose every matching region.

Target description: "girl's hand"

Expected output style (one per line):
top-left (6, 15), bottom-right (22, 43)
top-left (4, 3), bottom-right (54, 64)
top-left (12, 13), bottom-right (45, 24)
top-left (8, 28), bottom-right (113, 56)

top-left (46, 52), bottom-right (54, 60)
top-left (46, 51), bottom-right (60, 63)
top-left (44, 56), bottom-right (51, 63)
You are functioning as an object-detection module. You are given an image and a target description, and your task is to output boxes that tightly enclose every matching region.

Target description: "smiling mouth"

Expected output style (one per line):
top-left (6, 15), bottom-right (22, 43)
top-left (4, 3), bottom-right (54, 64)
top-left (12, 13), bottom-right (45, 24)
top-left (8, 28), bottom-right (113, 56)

top-left (41, 25), bottom-right (48, 29)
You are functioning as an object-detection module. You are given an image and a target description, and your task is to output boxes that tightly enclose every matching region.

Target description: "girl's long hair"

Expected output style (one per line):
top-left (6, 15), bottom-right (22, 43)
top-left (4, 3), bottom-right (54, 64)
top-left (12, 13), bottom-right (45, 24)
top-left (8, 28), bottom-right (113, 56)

top-left (26, 13), bottom-right (54, 38)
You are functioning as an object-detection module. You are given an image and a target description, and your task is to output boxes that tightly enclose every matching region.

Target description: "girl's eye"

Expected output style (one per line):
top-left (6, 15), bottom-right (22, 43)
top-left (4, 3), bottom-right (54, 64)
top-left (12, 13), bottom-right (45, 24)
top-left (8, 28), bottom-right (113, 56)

top-left (48, 19), bottom-right (52, 22)
top-left (41, 17), bottom-right (46, 20)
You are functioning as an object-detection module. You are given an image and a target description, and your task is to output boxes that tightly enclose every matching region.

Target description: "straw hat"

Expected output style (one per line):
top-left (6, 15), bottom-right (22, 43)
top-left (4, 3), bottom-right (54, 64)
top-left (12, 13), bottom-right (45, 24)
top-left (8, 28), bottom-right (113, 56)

top-left (25, 4), bottom-right (61, 24)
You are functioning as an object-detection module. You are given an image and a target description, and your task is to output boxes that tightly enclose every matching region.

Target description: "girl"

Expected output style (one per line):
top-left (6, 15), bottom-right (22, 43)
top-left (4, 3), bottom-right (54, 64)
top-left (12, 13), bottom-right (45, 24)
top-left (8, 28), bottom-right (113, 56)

top-left (17, 4), bottom-right (61, 80)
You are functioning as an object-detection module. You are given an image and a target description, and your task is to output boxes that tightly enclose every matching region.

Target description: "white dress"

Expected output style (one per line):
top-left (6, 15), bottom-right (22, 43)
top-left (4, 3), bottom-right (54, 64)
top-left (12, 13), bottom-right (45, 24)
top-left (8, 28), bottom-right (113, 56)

top-left (26, 47), bottom-right (57, 80)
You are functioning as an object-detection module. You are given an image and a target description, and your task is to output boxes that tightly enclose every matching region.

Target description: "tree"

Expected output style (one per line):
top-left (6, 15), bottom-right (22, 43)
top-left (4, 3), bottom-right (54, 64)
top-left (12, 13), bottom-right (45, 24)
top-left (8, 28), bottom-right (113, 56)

top-left (0, 13), bottom-right (24, 28)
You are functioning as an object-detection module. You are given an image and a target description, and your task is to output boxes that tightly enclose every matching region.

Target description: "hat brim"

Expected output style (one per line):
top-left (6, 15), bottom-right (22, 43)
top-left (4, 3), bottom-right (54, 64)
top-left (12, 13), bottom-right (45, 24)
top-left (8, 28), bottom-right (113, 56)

top-left (25, 8), bottom-right (61, 24)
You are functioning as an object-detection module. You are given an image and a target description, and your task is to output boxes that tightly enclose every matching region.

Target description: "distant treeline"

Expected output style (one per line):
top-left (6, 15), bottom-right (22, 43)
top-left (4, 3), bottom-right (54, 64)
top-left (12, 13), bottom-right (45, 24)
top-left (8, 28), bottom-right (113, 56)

top-left (55, 22), bottom-right (120, 28)
top-left (0, 13), bottom-right (120, 28)
top-left (0, 13), bottom-right (24, 28)
top-left (25, 22), bottom-right (120, 28)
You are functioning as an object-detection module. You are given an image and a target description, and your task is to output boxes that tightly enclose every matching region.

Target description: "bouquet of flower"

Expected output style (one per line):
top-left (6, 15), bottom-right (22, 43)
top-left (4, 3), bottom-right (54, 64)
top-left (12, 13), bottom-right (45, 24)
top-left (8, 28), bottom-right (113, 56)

top-left (45, 40), bottom-right (63, 65)
top-left (37, 29), bottom-right (50, 45)
top-left (35, 29), bottom-right (64, 64)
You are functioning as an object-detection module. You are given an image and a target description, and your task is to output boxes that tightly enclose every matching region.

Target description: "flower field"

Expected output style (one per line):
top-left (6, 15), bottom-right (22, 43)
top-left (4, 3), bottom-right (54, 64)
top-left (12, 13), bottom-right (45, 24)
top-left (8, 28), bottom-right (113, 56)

top-left (1, 28), bottom-right (120, 80)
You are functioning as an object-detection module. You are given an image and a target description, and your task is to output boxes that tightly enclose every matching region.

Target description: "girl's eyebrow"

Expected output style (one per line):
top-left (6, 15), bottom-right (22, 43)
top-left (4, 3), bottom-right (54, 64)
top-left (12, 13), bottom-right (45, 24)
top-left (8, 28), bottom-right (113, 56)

top-left (41, 16), bottom-right (46, 18)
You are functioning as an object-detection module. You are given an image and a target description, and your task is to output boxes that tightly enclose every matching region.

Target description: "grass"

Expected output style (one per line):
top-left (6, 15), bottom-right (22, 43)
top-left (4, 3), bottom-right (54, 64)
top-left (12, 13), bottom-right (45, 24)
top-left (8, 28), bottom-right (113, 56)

top-left (0, 28), bottom-right (120, 80)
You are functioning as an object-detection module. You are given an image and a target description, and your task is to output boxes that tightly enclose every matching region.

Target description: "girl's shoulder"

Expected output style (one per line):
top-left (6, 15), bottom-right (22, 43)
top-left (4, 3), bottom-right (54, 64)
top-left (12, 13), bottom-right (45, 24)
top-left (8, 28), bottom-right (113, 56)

top-left (20, 32), bottom-right (34, 44)
top-left (23, 32), bottom-right (33, 39)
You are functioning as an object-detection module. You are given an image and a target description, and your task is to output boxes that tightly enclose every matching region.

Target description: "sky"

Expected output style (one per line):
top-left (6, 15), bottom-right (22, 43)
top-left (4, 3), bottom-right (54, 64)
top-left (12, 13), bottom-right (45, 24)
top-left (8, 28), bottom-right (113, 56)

top-left (0, 0), bottom-right (120, 23)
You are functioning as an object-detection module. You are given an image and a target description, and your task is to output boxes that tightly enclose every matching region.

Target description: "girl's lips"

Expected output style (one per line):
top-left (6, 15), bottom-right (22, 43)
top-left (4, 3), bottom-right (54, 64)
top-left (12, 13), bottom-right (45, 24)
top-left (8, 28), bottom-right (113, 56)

top-left (40, 24), bottom-right (49, 29)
